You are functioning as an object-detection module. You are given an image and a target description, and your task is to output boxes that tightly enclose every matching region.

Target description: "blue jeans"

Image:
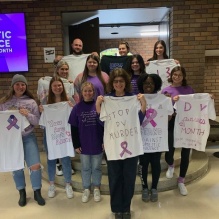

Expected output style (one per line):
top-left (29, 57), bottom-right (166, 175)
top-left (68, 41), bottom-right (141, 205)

top-left (13, 133), bottom-right (42, 191)
top-left (44, 130), bottom-right (72, 183)
top-left (80, 153), bottom-right (103, 189)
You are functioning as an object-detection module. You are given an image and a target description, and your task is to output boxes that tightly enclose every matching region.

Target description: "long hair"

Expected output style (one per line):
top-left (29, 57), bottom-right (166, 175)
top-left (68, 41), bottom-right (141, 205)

top-left (47, 76), bottom-right (68, 104)
top-left (151, 40), bottom-right (169, 60)
top-left (81, 54), bottom-right (107, 93)
top-left (167, 66), bottom-right (188, 86)
top-left (54, 60), bottom-right (69, 79)
top-left (137, 73), bottom-right (162, 94)
top-left (107, 68), bottom-right (131, 93)
top-left (126, 54), bottom-right (146, 76)
top-left (0, 82), bottom-right (35, 104)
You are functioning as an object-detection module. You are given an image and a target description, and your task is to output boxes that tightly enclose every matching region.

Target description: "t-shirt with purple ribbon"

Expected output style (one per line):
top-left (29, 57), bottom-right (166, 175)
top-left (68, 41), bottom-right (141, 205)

top-left (0, 110), bottom-right (30, 172)
top-left (100, 96), bottom-right (144, 160)
top-left (141, 94), bottom-right (173, 153)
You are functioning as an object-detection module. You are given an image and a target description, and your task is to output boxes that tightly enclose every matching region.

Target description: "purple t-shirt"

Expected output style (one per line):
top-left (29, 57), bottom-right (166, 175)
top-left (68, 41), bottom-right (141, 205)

top-left (68, 101), bottom-right (103, 155)
top-left (161, 85), bottom-right (194, 105)
top-left (131, 74), bottom-right (140, 95)
top-left (87, 75), bottom-right (105, 100)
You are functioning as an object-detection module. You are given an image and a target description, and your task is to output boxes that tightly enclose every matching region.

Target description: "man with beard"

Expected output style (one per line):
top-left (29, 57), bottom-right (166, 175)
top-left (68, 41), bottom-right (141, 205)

top-left (54, 38), bottom-right (98, 81)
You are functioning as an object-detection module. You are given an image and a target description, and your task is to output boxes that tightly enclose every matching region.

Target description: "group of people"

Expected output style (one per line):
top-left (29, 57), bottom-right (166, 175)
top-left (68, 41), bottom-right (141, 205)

top-left (1, 38), bottom-right (211, 219)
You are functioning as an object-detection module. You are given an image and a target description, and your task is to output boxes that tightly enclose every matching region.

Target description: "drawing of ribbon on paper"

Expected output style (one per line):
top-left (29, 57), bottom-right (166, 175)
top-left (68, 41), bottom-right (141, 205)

top-left (6, 115), bottom-right (20, 130)
top-left (142, 108), bottom-right (157, 127)
top-left (120, 141), bottom-right (132, 157)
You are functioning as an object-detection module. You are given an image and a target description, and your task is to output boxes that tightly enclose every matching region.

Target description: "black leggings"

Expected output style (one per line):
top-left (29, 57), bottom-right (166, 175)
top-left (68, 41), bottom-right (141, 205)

top-left (139, 152), bottom-right (162, 189)
top-left (165, 116), bottom-right (191, 178)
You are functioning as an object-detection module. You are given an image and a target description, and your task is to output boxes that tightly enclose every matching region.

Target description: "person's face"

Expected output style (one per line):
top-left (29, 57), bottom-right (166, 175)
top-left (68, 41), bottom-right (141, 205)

top-left (172, 70), bottom-right (183, 85)
top-left (155, 43), bottom-right (164, 57)
top-left (51, 81), bottom-right (63, 96)
top-left (118, 44), bottom-right (128, 56)
top-left (87, 58), bottom-right (98, 72)
top-left (113, 76), bottom-right (126, 93)
top-left (72, 39), bottom-right (83, 55)
top-left (82, 85), bottom-right (94, 101)
top-left (143, 77), bottom-right (155, 94)
top-left (13, 82), bottom-right (26, 97)
top-left (131, 58), bottom-right (140, 73)
top-left (57, 64), bottom-right (69, 79)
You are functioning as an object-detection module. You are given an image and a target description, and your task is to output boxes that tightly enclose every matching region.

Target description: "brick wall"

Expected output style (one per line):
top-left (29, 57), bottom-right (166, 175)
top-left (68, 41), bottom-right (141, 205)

top-left (204, 56), bottom-right (219, 115)
top-left (0, 0), bottom-right (219, 148)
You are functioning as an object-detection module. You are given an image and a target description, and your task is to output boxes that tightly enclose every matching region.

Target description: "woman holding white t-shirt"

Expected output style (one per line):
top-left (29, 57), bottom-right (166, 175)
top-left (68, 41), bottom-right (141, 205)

top-left (39, 76), bottom-right (74, 199)
top-left (96, 68), bottom-right (146, 219)
top-left (137, 73), bottom-right (174, 202)
top-left (0, 74), bottom-right (45, 207)
top-left (38, 60), bottom-right (75, 176)
top-left (161, 66), bottom-right (194, 196)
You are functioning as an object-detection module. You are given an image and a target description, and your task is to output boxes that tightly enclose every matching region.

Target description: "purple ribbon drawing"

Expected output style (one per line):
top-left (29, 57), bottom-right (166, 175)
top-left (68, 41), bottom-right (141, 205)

top-left (142, 108), bottom-right (157, 127)
top-left (120, 141), bottom-right (132, 157)
top-left (6, 115), bottom-right (20, 130)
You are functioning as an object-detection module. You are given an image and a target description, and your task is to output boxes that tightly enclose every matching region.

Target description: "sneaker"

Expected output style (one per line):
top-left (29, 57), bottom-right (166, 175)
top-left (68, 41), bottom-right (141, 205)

top-left (115, 213), bottom-right (123, 219)
top-left (48, 184), bottom-right (56, 198)
top-left (82, 189), bottom-right (90, 203)
top-left (123, 212), bottom-right (131, 219)
top-left (178, 183), bottom-right (188, 196)
top-left (166, 166), bottom-right (174, 179)
top-left (93, 188), bottom-right (101, 202)
top-left (150, 189), bottom-right (158, 202)
top-left (65, 184), bottom-right (74, 199)
top-left (56, 164), bottom-right (63, 176)
top-left (142, 188), bottom-right (150, 202)
top-left (71, 169), bottom-right (75, 175)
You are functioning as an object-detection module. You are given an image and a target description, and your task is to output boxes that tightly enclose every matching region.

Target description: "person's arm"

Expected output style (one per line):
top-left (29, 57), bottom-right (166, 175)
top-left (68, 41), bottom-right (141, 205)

top-left (96, 95), bottom-right (104, 114)
top-left (73, 74), bottom-right (83, 104)
top-left (53, 55), bottom-right (63, 66)
top-left (19, 101), bottom-right (40, 126)
top-left (70, 126), bottom-right (82, 154)
top-left (137, 93), bottom-right (146, 124)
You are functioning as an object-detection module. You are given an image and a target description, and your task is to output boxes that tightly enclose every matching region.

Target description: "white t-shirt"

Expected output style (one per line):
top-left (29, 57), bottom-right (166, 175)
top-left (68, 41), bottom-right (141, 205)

top-left (37, 76), bottom-right (74, 104)
top-left (100, 96), bottom-right (143, 160)
top-left (141, 94), bottom-right (173, 153)
top-left (174, 93), bottom-right (216, 151)
top-left (62, 54), bottom-right (90, 81)
top-left (39, 102), bottom-right (75, 160)
top-left (146, 59), bottom-right (178, 90)
top-left (0, 110), bottom-right (30, 172)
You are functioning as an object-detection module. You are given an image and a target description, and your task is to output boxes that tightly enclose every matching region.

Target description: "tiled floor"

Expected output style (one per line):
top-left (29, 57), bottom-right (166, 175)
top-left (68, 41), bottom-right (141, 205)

top-left (1, 142), bottom-right (219, 219)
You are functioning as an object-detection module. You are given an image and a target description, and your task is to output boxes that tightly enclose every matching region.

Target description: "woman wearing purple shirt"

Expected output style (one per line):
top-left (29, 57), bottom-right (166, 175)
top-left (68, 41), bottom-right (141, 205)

top-left (69, 82), bottom-right (103, 203)
top-left (126, 54), bottom-right (146, 94)
top-left (161, 66), bottom-right (194, 196)
top-left (73, 54), bottom-right (109, 103)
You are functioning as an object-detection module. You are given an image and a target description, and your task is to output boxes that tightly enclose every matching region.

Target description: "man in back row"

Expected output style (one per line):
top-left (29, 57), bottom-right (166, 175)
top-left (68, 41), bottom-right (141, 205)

top-left (54, 38), bottom-right (98, 81)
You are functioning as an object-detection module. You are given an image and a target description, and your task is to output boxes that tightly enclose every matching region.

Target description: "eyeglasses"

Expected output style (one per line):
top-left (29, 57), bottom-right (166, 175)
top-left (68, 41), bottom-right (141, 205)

top-left (173, 73), bottom-right (183, 78)
top-left (113, 80), bottom-right (125, 84)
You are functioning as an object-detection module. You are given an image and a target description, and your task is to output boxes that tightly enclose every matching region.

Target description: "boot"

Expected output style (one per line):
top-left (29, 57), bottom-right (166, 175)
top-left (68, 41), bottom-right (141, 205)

top-left (18, 189), bottom-right (26, 207)
top-left (34, 189), bottom-right (45, 206)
